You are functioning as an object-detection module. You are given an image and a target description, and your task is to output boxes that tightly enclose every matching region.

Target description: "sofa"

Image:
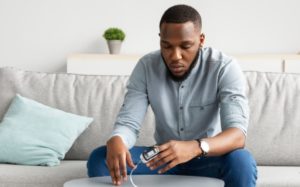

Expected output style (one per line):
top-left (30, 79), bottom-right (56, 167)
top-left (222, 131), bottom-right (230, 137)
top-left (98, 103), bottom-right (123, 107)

top-left (0, 66), bottom-right (300, 187)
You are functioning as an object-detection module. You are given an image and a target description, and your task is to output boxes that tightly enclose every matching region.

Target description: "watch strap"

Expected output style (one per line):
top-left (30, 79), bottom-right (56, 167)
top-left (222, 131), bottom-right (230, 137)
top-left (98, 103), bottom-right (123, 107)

top-left (196, 139), bottom-right (208, 157)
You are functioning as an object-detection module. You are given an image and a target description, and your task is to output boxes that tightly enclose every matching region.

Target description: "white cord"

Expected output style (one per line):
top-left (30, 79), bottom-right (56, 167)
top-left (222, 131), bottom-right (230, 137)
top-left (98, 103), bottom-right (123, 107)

top-left (130, 160), bottom-right (142, 187)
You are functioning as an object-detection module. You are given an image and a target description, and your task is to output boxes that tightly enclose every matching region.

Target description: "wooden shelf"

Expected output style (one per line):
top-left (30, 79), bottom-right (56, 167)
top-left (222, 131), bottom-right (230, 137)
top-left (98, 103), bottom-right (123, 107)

top-left (67, 53), bottom-right (300, 75)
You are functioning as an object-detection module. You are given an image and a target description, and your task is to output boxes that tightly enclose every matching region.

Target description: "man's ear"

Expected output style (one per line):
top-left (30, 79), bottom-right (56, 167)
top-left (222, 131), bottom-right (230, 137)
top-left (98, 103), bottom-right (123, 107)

top-left (199, 33), bottom-right (205, 48)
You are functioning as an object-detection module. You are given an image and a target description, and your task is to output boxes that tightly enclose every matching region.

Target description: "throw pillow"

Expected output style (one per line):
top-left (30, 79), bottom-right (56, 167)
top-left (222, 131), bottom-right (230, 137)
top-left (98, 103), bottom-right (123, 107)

top-left (0, 94), bottom-right (93, 166)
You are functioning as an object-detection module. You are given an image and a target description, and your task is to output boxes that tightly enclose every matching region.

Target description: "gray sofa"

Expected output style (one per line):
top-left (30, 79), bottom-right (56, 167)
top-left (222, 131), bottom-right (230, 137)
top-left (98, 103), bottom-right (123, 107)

top-left (0, 67), bottom-right (300, 187)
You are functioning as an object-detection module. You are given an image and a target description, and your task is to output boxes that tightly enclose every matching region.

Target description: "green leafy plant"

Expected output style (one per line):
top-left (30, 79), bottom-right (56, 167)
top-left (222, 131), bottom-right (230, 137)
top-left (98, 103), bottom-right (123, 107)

top-left (103, 27), bottom-right (126, 41)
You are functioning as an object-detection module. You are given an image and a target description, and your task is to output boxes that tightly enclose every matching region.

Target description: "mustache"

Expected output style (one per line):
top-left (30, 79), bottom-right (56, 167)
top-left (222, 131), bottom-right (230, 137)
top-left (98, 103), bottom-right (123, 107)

top-left (161, 50), bottom-right (200, 82)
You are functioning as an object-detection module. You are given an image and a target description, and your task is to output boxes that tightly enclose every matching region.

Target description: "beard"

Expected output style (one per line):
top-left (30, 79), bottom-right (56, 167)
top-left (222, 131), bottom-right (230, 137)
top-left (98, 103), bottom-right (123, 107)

top-left (162, 50), bottom-right (200, 82)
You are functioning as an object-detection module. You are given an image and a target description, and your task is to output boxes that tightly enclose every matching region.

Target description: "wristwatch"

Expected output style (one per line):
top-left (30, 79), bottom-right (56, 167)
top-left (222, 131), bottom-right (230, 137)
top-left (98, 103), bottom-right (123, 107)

top-left (196, 139), bottom-right (210, 157)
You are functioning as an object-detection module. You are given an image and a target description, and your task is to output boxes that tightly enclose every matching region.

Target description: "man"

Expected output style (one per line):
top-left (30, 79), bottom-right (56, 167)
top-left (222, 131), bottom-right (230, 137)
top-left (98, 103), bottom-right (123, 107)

top-left (87, 4), bottom-right (257, 187)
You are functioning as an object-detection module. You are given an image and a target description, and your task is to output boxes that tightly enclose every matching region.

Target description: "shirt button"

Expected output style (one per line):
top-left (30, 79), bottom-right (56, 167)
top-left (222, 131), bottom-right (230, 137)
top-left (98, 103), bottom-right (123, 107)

top-left (181, 85), bottom-right (184, 88)
top-left (180, 128), bottom-right (184, 131)
top-left (179, 106), bottom-right (183, 110)
top-left (200, 106), bottom-right (204, 110)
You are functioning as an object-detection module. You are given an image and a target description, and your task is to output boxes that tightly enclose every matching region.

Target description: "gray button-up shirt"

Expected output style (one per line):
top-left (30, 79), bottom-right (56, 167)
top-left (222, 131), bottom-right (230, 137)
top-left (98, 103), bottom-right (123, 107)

top-left (111, 47), bottom-right (249, 149)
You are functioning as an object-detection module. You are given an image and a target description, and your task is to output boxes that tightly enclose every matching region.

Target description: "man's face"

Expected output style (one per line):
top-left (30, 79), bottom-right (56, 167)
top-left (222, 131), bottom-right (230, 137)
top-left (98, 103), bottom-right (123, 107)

top-left (160, 21), bottom-right (204, 78)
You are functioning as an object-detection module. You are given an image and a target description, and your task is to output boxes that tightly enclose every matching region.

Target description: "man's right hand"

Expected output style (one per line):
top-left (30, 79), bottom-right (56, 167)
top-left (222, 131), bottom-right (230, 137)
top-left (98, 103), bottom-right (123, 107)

top-left (106, 136), bottom-right (135, 186)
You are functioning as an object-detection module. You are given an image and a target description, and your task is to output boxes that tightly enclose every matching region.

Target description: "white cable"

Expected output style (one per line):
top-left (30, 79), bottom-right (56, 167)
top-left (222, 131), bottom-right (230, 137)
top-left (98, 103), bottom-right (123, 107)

top-left (130, 160), bottom-right (142, 187)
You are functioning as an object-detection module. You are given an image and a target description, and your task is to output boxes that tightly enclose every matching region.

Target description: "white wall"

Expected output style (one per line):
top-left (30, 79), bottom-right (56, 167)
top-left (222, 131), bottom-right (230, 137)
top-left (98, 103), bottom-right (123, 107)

top-left (0, 0), bottom-right (299, 72)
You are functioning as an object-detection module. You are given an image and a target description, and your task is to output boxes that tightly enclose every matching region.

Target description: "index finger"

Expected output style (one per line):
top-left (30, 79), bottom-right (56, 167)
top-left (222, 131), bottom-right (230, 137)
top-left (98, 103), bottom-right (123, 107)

top-left (145, 143), bottom-right (169, 166)
top-left (113, 158), bottom-right (122, 185)
top-left (106, 159), bottom-right (118, 185)
top-left (157, 142), bottom-right (170, 153)
top-left (120, 154), bottom-right (127, 181)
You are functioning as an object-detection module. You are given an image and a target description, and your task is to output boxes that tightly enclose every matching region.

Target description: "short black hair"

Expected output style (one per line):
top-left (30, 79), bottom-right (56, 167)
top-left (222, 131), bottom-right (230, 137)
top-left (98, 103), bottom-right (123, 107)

top-left (159, 4), bottom-right (202, 30)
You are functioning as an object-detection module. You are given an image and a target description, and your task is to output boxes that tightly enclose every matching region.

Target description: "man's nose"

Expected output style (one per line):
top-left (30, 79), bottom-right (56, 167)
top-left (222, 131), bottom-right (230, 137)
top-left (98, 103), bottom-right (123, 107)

top-left (170, 48), bottom-right (182, 61)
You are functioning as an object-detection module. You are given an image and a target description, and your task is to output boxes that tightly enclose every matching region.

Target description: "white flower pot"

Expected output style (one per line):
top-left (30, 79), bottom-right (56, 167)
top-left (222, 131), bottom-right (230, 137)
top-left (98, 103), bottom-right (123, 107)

top-left (107, 40), bottom-right (122, 54)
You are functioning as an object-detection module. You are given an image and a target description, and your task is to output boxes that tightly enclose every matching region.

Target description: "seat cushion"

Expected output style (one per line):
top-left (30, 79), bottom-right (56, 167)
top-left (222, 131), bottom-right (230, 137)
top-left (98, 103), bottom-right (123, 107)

top-left (257, 166), bottom-right (300, 187)
top-left (0, 161), bottom-right (87, 187)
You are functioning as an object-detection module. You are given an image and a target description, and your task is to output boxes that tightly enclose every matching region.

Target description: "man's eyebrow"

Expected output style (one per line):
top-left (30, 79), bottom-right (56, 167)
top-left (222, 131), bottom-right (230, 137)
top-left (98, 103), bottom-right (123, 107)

top-left (161, 40), bottom-right (194, 44)
top-left (181, 41), bottom-right (194, 44)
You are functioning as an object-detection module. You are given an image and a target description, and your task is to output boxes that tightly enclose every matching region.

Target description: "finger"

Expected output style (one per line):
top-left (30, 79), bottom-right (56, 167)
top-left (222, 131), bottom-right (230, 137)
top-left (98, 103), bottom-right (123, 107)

top-left (147, 147), bottom-right (173, 167)
top-left (120, 154), bottom-right (127, 181)
top-left (107, 161), bottom-right (117, 185)
top-left (113, 159), bottom-right (122, 185)
top-left (109, 170), bottom-right (116, 185)
top-left (158, 159), bottom-right (178, 174)
top-left (126, 151), bottom-right (136, 169)
top-left (157, 142), bottom-right (170, 153)
top-left (150, 152), bottom-right (176, 170)
top-left (146, 144), bottom-right (171, 167)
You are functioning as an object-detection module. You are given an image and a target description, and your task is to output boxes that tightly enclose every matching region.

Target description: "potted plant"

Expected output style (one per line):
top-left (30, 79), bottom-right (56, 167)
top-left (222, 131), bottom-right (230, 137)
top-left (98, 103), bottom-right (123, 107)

top-left (103, 27), bottom-right (126, 54)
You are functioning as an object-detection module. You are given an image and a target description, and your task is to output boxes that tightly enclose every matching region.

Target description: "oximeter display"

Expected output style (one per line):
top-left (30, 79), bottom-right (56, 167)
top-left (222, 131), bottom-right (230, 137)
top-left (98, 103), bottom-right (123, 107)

top-left (140, 146), bottom-right (160, 163)
top-left (145, 150), bottom-right (156, 158)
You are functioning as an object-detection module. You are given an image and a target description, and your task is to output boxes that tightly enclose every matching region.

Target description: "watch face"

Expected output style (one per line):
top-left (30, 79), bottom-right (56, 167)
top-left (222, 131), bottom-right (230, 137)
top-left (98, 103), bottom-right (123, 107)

top-left (201, 141), bottom-right (209, 153)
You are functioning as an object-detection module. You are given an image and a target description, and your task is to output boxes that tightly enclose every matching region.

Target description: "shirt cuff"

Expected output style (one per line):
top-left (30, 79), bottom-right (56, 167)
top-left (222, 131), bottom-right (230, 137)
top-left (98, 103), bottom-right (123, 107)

top-left (110, 125), bottom-right (137, 149)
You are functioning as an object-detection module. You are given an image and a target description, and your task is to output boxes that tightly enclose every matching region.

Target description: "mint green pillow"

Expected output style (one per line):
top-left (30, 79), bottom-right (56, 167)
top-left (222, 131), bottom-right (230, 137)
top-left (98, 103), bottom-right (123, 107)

top-left (0, 94), bottom-right (93, 166)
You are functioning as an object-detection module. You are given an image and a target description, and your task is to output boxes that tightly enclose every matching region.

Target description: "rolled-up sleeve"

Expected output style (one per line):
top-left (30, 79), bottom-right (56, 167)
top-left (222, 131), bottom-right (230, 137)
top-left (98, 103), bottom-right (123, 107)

top-left (217, 59), bottom-right (249, 135)
top-left (110, 59), bottom-right (149, 149)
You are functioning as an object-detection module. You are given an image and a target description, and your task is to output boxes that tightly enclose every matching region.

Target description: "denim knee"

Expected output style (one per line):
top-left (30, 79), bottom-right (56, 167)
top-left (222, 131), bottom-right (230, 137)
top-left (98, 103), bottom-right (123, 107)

top-left (222, 149), bottom-right (257, 187)
top-left (87, 146), bottom-right (109, 177)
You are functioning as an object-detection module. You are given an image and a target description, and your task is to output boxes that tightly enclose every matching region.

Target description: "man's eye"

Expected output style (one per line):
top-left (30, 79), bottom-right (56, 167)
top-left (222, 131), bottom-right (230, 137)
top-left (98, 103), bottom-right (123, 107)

top-left (163, 45), bottom-right (171, 49)
top-left (182, 45), bottom-right (192, 49)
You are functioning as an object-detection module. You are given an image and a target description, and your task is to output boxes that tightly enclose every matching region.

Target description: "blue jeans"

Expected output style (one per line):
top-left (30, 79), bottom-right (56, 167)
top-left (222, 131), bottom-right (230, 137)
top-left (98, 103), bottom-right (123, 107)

top-left (87, 146), bottom-right (257, 187)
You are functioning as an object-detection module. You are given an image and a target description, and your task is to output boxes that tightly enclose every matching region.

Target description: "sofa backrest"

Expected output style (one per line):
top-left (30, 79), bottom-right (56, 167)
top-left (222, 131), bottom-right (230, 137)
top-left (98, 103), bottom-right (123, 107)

top-left (1, 67), bottom-right (300, 165)
top-left (0, 67), bottom-right (156, 160)
top-left (244, 71), bottom-right (300, 166)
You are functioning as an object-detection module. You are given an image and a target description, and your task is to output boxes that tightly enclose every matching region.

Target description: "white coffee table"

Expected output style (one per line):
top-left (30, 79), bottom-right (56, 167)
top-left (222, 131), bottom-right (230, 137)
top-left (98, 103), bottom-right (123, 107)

top-left (64, 175), bottom-right (224, 187)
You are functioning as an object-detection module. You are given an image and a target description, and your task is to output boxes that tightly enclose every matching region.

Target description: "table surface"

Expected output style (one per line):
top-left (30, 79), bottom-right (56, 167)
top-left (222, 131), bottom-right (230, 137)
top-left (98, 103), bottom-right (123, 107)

top-left (64, 175), bottom-right (224, 187)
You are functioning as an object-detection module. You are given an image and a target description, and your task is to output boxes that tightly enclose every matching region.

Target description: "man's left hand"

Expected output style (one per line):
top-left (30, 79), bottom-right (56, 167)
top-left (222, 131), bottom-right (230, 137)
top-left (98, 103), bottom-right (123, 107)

top-left (146, 140), bottom-right (200, 174)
